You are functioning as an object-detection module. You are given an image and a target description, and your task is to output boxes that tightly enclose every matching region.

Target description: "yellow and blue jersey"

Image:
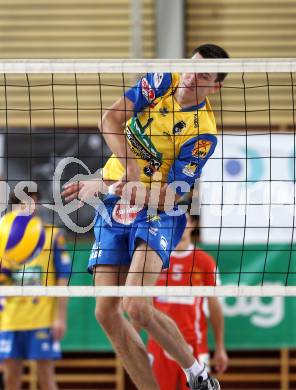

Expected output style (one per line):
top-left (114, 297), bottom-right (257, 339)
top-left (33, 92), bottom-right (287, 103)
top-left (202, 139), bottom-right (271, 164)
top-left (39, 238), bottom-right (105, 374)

top-left (103, 72), bottom-right (217, 194)
top-left (0, 226), bottom-right (71, 331)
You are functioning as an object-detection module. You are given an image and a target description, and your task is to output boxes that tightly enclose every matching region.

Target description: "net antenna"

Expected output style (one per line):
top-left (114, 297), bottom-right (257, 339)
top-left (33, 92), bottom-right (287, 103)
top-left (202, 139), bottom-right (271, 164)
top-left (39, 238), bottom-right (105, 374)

top-left (1, 58), bottom-right (296, 297)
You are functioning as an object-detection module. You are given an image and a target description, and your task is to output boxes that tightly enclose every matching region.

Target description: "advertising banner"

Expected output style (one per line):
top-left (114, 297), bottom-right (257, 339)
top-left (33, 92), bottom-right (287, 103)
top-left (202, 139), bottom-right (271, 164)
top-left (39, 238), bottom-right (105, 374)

top-left (201, 134), bottom-right (296, 244)
top-left (62, 243), bottom-right (296, 351)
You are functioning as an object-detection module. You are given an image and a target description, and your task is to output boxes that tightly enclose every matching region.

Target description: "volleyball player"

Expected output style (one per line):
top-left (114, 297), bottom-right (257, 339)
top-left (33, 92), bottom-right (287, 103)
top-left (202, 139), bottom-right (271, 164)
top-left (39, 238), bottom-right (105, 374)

top-left (63, 44), bottom-right (229, 389)
top-left (0, 190), bottom-right (71, 390)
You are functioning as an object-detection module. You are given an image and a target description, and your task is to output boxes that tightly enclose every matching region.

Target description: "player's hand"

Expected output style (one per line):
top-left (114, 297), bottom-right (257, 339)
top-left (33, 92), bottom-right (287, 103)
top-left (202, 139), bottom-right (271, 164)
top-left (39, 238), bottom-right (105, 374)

top-left (213, 347), bottom-right (229, 374)
top-left (52, 317), bottom-right (67, 340)
top-left (62, 180), bottom-right (108, 204)
top-left (61, 181), bottom-right (84, 203)
top-left (76, 179), bottom-right (108, 206)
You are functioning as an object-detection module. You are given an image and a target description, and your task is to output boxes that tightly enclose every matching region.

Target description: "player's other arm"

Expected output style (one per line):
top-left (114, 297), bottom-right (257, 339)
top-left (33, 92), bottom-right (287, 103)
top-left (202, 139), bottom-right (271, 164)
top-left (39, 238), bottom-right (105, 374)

top-left (52, 277), bottom-right (68, 341)
top-left (52, 232), bottom-right (71, 341)
top-left (208, 297), bottom-right (228, 374)
top-left (194, 251), bottom-right (228, 374)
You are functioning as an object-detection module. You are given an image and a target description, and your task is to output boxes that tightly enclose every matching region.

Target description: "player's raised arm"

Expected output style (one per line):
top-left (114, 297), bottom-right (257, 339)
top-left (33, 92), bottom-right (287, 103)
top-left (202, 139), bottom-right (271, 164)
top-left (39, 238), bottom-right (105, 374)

top-left (62, 95), bottom-right (137, 203)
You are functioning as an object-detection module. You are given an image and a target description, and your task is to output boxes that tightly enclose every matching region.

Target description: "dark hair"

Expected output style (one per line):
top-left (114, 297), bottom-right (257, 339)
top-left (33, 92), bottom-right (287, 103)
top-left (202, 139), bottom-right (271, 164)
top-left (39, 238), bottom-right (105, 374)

top-left (192, 43), bottom-right (229, 82)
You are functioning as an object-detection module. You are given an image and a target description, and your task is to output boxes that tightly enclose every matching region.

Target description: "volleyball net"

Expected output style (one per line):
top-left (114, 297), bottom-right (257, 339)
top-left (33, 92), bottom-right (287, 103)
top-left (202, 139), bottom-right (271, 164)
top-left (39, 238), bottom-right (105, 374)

top-left (0, 59), bottom-right (296, 296)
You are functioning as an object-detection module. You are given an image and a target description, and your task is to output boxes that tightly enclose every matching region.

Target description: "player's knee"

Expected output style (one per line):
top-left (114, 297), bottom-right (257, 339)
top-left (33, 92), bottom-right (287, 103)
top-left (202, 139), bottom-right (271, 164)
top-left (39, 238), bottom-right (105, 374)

top-left (95, 297), bottom-right (121, 327)
top-left (123, 297), bottom-right (151, 327)
top-left (37, 361), bottom-right (55, 389)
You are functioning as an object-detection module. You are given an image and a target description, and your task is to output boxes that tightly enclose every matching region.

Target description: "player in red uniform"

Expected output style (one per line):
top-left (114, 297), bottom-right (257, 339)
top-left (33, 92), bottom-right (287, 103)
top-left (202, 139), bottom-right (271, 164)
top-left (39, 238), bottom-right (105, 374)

top-left (147, 214), bottom-right (228, 390)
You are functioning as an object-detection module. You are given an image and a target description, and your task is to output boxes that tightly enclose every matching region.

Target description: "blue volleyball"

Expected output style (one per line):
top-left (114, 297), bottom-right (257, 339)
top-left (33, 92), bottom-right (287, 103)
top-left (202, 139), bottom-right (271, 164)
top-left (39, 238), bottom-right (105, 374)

top-left (0, 211), bottom-right (45, 265)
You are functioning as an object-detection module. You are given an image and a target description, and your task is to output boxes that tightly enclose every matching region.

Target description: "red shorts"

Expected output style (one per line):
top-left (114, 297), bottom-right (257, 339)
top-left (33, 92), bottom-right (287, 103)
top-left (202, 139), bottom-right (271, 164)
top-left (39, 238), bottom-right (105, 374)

top-left (147, 339), bottom-right (202, 390)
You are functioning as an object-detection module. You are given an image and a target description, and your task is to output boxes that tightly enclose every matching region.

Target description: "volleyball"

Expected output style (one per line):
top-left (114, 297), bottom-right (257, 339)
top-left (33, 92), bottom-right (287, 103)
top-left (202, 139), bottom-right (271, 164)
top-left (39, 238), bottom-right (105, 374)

top-left (0, 211), bottom-right (45, 265)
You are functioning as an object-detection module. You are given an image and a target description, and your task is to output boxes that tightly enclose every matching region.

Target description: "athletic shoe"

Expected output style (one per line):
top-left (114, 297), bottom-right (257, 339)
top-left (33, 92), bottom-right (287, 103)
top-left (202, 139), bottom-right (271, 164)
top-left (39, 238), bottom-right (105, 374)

top-left (187, 365), bottom-right (220, 390)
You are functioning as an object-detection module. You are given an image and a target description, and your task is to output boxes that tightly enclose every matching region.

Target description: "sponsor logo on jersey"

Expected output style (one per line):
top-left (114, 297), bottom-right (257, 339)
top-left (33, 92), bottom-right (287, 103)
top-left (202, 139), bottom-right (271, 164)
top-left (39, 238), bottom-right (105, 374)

top-left (192, 139), bottom-right (213, 159)
top-left (182, 162), bottom-right (198, 177)
top-left (126, 127), bottom-right (155, 162)
top-left (192, 266), bottom-right (202, 283)
top-left (90, 242), bottom-right (102, 259)
top-left (141, 78), bottom-right (156, 102)
top-left (112, 202), bottom-right (142, 225)
top-left (126, 117), bottom-right (163, 176)
top-left (149, 227), bottom-right (158, 236)
top-left (160, 236), bottom-right (168, 250)
top-left (147, 215), bottom-right (161, 223)
top-left (194, 113), bottom-right (199, 128)
top-left (173, 120), bottom-right (186, 134)
top-left (153, 73), bottom-right (164, 88)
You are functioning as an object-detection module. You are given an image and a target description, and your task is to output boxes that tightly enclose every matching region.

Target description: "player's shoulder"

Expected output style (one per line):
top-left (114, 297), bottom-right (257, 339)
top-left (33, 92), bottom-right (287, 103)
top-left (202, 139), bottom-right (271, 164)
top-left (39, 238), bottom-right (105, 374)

top-left (142, 72), bottom-right (175, 98)
top-left (148, 72), bottom-right (174, 87)
top-left (193, 248), bottom-right (216, 270)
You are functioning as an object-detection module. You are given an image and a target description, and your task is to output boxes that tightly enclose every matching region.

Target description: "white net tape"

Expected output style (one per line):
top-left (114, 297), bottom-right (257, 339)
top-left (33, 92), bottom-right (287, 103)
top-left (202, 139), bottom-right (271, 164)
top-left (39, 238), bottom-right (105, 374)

top-left (0, 58), bottom-right (295, 73)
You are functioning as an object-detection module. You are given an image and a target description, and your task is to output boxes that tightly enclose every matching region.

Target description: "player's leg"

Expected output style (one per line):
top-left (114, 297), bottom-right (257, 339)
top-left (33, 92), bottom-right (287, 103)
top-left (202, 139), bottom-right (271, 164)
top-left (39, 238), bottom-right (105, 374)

top-left (25, 328), bottom-right (61, 390)
top-left (124, 213), bottom-right (220, 390)
top-left (0, 362), bottom-right (4, 390)
top-left (94, 265), bottom-right (159, 390)
top-left (3, 359), bottom-right (23, 390)
top-left (36, 360), bottom-right (57, 390)
top-left (91, 199), bottom-right (159, 388)
top-left (123, 241), bottom-right (196, 369)
top-left (0, 331), bottom-right (23, 390)
top-left (147, 338), bottom-right (179, 390)
top-left (179, 343), bottom-right (200, 390)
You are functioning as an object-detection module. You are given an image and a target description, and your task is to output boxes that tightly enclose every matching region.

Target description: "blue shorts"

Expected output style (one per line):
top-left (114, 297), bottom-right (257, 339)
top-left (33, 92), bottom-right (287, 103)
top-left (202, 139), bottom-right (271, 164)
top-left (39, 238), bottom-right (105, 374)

top-left (88, 195), bottom-right (186, 271)
top-left (0, 328), bottom-right (61, 360)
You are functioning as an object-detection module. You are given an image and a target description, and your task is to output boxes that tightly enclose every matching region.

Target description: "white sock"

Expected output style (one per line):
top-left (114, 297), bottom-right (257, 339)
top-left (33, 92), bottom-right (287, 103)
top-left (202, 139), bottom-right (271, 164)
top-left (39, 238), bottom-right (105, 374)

top-left (183, 360), bottom-right (208, 381)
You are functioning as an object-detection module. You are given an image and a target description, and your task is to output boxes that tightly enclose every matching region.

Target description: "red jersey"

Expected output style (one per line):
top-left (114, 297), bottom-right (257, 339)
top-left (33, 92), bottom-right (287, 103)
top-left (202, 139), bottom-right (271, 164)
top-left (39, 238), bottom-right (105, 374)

top-left (153, 244), bottom-right (218, 353)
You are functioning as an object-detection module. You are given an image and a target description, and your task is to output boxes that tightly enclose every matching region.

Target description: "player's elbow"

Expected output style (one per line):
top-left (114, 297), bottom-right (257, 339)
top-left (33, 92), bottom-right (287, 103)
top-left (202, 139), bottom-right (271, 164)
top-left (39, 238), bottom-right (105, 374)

top-left (99, 109), bottom-right (114, 134)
